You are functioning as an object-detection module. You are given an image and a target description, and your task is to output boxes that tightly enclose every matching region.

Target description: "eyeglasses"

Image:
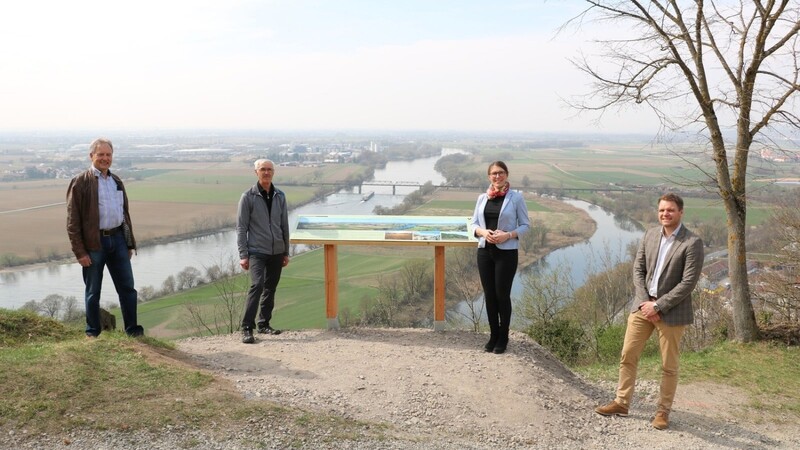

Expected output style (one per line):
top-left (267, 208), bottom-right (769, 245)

top-left (489, 171), bottom-right (506, 177)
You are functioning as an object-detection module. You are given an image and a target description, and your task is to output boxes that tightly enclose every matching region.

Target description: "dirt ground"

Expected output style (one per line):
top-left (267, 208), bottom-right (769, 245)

top-left (176, 328), bottom-right (800, 449)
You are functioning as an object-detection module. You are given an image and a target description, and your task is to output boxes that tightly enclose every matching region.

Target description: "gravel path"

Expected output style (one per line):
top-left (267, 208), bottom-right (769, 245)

top-left (6, 328), bottom-right (798, 449)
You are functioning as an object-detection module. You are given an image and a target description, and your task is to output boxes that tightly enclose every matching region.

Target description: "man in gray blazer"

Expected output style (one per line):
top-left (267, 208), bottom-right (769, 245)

top-left (595, 193), bottom-right (704, 430)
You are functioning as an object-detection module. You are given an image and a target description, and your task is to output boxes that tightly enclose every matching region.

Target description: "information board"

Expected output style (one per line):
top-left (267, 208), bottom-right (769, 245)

top-left (292, 215), bottom-right (477, 243)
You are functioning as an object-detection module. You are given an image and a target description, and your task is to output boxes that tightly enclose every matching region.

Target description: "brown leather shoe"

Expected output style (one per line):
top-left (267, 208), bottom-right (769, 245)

top-left (652, 410), bottom-right (669, 430)
top-left (595, 401), bottom-right (629, 417)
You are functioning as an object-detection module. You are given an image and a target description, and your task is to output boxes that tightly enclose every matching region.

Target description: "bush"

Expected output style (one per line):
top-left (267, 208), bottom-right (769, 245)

top-left (0, 252), bottom-right (26, 268)
top-left (527, 318), bottom-right (585, 365)
top-left (594, 324), bottom-right (626, 364)
top-left (0, 308), bottom-right (80, 346)
top-left (592, 322), bottom-right (661, 365)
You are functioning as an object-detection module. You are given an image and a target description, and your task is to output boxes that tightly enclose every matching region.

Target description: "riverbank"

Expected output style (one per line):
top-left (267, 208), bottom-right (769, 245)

top-left (0, 226), bottom-right (239, 274)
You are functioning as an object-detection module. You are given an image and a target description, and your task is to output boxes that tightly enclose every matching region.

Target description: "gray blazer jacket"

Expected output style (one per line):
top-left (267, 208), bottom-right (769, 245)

top-left (631, 224), bottom-right (704, 326)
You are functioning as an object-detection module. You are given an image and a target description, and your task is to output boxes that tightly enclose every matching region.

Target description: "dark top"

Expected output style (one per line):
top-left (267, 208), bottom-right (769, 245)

top-left (483, 196), bottom-right (504, 230)
top-left (482, 196), bottom-right (504, 248)
top-left (258, 183), bottom-right (274, 215)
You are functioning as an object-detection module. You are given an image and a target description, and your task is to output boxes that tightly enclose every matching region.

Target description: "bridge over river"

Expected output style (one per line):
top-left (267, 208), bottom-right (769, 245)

top-left (294, 180), bottom-right (639, 195)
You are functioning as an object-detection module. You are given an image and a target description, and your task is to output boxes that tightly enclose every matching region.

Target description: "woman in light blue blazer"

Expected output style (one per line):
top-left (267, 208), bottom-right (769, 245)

top-left (470, 161), bottom-right (530, 354)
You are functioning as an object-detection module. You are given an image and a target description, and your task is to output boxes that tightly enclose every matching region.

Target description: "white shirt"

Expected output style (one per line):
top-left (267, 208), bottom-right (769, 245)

top-left (648, 224), bottom-right (682, 298)
top-left (93, 166), bottom-right (124, 230)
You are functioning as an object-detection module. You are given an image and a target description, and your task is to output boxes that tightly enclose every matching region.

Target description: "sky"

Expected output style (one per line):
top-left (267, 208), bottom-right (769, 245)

top-left (0, 0), bottom-right (662, 134)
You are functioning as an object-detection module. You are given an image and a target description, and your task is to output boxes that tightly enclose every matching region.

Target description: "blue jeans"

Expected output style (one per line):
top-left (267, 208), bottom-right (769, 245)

top-left (241, 253), bottom-right (284, 329)
top-left (84, 232), bottom-right (140, 336)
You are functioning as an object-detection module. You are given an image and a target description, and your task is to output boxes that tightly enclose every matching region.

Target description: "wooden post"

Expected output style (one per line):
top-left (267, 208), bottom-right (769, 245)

top-left (324, 244), bottom-right (339, 329)
top-left (433, 245), bottom-right (446, 331)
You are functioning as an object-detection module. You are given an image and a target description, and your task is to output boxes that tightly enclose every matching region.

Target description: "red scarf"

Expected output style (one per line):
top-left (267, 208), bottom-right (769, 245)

top-left (487, 182), bottom-right (510, 199)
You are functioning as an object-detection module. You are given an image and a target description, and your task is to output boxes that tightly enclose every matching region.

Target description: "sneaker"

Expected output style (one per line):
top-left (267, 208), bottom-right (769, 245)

top-left (257, 324), bottom-right (282, 335)
top-left (241, 327), bottom-right (255, 344)
top-left (652, 410), bottom-right (669, 430)
top-left (595, 400), bottom-right (629, 417)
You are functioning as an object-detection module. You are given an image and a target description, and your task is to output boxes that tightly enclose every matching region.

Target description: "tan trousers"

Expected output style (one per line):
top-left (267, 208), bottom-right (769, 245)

top-left (615, 311), bottom-right (687, 412)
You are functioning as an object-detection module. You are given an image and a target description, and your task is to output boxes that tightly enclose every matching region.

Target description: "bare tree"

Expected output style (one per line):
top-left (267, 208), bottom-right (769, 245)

top-left (363, 274), bottom-right (403, 326)
top-left (518, 261), bottom-right (575, 327)
top-left (177, 266), bottom-right (202, 290)
top-left (752, 193), bottom-right (800, 322)
top-left (683, 288), bottom-right (734, 350)
top-left (61, 295), bottom-right (82, 322)
top-left (161, 275), bottom-right (177, 295)
top-left (567, 1), bottom-right (800, 342)
top-left (138, 285), bottom-right (157, 302)
top-left (400, 260), bottom-right (433, 305)
top-left (362, 260), bottom-right (435, 327)
top-left (39, 294), bottom-right (62, 319)
top-left (19, 300), bottom-right (39, 313)
top-left (184, 257), bottom-right (248, 336)
top-left (520, 219), bottom-right (548, 254)
top-left (445, 247), bottom-right (483, 331)
top-left (573, 260), bottom-right (634, 326)
top-left (205, 264), bottom-right (224, 282)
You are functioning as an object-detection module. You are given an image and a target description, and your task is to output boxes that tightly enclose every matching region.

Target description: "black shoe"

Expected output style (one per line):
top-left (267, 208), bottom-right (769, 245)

top-left (493, 338), bottom-right (508, 354)
top-left (242, 327), bottom-right (255, 344)
top-left (127, 325), bottom-right (145, 338)
top-left (257, 325), bottom-right (282, 335)
top-left (484, 336), bottom-right (498, 352)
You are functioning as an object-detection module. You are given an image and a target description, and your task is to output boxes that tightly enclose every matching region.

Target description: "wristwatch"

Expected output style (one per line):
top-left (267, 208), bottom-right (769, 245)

top-left (653, 303), bottom-right (660, 313)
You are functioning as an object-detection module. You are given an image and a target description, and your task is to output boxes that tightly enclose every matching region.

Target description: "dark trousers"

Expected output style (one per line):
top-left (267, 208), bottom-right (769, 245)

top-left (241, 253), bottom-right (284, 329)
top-left (84, 232), bottom-right (139, 336)
top-left (477, 246), bottom-right (518, 333)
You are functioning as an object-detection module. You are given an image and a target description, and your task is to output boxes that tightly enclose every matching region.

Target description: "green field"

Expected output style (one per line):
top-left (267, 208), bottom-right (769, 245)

top-left (134, 246), bottom-right (430, 338)
top-left (683, 197), bottom-right (773, 226)
top-left (571, 170), bottom-right (667, 186)
top-left (124, 162), bottom-right (361, 206)
top-left (127, 183), bottom-right (250, 204)
top-left (127, 182), bottom-right (319, 206)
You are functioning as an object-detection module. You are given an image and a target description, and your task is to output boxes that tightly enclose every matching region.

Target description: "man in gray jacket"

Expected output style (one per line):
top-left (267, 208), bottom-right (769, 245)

top-left (595, 193), bottom-right (704, 430)
top-left (237, 159), bottom-right (290, 344)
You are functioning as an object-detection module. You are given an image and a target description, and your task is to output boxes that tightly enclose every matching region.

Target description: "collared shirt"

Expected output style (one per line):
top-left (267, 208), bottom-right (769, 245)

top-left (648, 223), bottom-right (683, 297)
top-left (93, 165), bottom-right (124, 230)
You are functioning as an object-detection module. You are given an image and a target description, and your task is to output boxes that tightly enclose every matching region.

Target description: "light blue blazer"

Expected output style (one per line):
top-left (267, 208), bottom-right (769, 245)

top-left (470, 189), bottom-right (531, 250)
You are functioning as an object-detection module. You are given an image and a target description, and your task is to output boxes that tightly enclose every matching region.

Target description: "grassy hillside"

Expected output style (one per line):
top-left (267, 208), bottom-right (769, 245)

top-left (1, 309), bottom-right (798, 441)
top-left (0, 309), bottom-right (380, 442)
top-left (134, 245), bottom-right (432, 339)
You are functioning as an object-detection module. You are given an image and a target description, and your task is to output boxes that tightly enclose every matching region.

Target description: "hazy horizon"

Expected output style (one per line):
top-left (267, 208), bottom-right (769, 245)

top-left (1, 1), bottom-right (664, 135)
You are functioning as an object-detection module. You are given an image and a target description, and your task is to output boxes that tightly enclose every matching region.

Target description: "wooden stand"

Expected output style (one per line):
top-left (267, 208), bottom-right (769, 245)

top-left (292, 239), bottom-right (475, 330)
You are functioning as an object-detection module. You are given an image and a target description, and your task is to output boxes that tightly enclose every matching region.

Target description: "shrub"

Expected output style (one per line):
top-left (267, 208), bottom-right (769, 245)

top-left (527, 318), bottom-right (585, 365)
top-left (591, 322), bottom-right (661, 364)
top-left (594, 324), bottom-right (626, 364)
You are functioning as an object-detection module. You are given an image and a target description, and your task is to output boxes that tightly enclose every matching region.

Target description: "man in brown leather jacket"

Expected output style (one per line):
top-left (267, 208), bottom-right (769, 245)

top-left (66, 138), bottom-right (143, 338)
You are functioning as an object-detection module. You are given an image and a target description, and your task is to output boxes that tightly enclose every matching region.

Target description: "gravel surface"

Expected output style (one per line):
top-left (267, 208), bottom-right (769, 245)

top-left (4, 328), bottom-right (798, 449)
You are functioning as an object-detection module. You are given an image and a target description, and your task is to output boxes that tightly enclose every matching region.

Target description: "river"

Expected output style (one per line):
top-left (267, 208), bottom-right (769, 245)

top-left (0, 152), bottom-right (644, 311)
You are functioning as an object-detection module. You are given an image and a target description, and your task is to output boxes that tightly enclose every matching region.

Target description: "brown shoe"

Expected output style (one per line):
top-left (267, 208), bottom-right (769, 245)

top-left (595, 401), bottom-right (628, 417)
top-left (652, 410), bottom-right (669, 430)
